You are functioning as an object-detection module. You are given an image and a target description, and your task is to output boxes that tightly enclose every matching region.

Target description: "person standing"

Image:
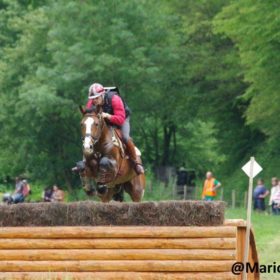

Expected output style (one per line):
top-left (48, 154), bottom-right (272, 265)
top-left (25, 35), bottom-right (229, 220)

top-left (42, 186), bottom-right (53, 202)
top-left (269, 177), bottom-right (280, 215)
top-left (51, 185), bottom-right (65, 202)
top-left (253, 178), bottom-right (269, 211)
top-left (201, 171), bottom-right (221, 201)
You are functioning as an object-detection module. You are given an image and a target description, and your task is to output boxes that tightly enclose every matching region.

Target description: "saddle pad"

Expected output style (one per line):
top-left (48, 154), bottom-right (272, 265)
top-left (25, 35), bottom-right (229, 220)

top-left (112, 129), bottom-right (142, 158)
top-left (112, 129), bottom-right (125, 157)
top-left (135, 146), bottom-right (141, 156)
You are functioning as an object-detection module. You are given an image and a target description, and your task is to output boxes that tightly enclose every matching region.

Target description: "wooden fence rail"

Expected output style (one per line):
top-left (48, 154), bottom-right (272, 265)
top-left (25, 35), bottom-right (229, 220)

top-left (0, 219), bottom-right (259, 280)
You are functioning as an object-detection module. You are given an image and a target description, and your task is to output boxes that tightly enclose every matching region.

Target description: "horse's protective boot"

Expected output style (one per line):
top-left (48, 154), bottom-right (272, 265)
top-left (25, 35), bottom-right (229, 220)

top-left (97, 184), bottom-right (107, 195)
top-left (71, 161), bottom-right (85, 173)
top-left (126, 139), bottom-right (144, 175)
top-left (80, 174), bottom-right (96, 196)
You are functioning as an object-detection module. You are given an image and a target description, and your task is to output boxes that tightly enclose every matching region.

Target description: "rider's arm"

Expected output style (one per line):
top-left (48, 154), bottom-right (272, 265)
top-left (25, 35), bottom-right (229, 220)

top-left (109, 95), bottom-right (126, 126)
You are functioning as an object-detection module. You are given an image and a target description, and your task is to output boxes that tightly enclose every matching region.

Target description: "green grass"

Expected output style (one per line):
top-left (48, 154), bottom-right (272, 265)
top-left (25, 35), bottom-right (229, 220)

top-left (226, 208), bottom-right (280, 280)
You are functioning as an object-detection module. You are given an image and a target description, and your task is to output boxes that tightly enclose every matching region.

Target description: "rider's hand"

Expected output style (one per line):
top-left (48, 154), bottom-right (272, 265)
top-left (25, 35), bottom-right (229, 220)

top-left (102, 112), bottom-right (111, 120)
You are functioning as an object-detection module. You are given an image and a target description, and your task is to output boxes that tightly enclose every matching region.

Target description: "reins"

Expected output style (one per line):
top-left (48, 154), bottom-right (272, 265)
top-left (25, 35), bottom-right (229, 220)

top-left (92, 113), bottom-right (104, 147)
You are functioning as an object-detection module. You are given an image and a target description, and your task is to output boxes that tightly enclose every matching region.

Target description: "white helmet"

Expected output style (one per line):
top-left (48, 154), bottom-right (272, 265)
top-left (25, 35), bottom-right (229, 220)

top-left (88, 83), bottom-right (105, 99)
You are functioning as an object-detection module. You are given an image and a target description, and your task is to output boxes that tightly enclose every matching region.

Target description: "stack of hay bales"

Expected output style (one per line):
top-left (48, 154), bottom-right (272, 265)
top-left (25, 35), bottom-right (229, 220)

top-left (0, 201), bottom-right (225, 226)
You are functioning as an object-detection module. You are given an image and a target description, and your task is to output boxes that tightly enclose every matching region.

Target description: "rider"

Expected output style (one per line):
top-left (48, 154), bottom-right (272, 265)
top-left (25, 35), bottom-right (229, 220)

top-left (85, 82), bottom-right (144, 175)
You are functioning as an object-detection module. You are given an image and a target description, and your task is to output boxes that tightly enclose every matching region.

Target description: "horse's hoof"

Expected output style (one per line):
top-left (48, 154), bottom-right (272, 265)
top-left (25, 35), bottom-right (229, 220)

top-left (83, 186), bottom-right (96, 196)
top-left (97, 185), bottom-right (107, 195)
top-left (85, 190), bottom-right (96, 196)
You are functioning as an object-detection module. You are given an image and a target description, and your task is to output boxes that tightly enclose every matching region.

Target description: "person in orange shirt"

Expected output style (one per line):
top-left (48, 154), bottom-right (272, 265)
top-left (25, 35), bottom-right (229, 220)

top-left (202, 171), bottom-right (221, 201)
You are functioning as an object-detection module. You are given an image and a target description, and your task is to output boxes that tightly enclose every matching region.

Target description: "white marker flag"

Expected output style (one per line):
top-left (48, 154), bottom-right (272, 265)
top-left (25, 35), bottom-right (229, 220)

top-left (242, 160), bottom-right (262, 178)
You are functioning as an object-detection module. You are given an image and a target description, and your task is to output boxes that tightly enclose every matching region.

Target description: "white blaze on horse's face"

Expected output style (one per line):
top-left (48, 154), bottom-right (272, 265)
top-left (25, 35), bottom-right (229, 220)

top-left (83, 117), bottom-right (94, 150)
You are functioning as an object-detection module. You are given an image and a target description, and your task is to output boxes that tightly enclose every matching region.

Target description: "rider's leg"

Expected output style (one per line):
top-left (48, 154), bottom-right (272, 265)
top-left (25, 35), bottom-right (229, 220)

top-left (122, 117), bottom-right (144, 175)
top-left (72, 160), bottom-right (86, 173)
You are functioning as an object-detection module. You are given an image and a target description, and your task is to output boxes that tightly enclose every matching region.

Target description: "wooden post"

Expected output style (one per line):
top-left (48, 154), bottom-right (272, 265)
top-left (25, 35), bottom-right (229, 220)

top-left (244, 191), bottom-right (248, 209)
top-left (220, 188), bottom-right (224, 201)
top-left (149, 180), bottom-right (152, 193)
top-left (231, 190), bottom-right (236, 209)
top-left (183, 185), bottom-right (187, 200)
top-left (194, 185), bottom-right (198, 200)
top-left (173, 182), bottom-right (176, 200)
top-left (243, 157), bottom-right (254, 280)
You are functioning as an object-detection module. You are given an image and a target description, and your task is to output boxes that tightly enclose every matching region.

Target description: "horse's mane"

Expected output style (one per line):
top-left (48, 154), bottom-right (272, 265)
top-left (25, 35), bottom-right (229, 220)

top-left (83, 105), bottom-right (103, 115)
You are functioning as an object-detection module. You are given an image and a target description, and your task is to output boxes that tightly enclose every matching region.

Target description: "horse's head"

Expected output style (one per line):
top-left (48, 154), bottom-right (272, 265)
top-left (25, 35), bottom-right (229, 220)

top-left (80, 106), bottom-right (104, 156)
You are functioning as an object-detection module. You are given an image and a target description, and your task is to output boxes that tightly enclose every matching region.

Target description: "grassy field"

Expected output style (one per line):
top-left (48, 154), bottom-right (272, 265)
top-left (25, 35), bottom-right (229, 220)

top-left (226, 208), bottom-right (280, 280)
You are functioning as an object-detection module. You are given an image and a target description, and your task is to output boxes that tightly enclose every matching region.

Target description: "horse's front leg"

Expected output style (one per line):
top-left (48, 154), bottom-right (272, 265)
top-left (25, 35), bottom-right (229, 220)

top-left (98, 156), bottom-right (118, 184)
top-left (79, 169), bottom-right (96, 196)
top-left (98, 187), bottom-right (115, 203)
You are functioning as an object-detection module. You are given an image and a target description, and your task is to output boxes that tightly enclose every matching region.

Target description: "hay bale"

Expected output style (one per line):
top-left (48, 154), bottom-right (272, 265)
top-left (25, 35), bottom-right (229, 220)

top-left (0, 201), bottom-right (225, 227)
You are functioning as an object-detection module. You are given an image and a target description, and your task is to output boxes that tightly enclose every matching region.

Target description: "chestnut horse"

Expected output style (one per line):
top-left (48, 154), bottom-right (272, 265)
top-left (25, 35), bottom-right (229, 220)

top-left (79, 107), bottom-right (145, 202)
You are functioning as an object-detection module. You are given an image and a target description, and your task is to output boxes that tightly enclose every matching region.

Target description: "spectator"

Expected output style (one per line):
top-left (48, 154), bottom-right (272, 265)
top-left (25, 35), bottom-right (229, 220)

top-left (269, 177), bottom-right (280, 215)
top-left (201, 171), bottom-right (221, 201)
top-left (253, 179), bottom-right (269, 211)
top-left (22, 179), bottom-right (31, 198)
top-left (42, 187), bottom-right (53, 202)
top-left (11, 177), bottom-right (25, 204)
top-left (51, 185), bottom-right (65, 202)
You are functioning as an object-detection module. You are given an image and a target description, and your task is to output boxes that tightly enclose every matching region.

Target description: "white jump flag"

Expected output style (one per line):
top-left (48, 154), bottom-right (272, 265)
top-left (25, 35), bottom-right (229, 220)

top-left (241, 157), bottom-right (262, 280)
top-left (242, 159), bottom-right (262, 178)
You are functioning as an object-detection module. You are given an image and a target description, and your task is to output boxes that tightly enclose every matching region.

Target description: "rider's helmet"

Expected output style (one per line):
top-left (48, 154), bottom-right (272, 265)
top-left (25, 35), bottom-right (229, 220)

top-left (88, 83), bottom-right (105, 99)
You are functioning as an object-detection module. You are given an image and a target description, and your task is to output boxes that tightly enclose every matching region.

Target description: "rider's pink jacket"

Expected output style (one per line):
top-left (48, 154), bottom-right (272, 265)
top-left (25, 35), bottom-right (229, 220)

top-left (86, 95), bottom-right (126, 126)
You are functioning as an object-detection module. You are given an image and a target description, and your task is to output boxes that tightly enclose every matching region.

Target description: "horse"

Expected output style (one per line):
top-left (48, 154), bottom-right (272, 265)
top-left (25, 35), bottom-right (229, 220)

top-left (79, 106), bottom-right (145, 202)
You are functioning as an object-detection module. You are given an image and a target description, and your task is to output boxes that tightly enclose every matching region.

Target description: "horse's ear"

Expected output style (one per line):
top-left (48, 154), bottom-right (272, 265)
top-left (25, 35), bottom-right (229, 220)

top-left (79, 105), bottom-right (85, 115)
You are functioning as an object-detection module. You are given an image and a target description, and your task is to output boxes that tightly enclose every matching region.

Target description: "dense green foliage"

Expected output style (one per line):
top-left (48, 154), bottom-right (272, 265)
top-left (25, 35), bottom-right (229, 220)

top-left (0, 0), bottom-right (279, 195)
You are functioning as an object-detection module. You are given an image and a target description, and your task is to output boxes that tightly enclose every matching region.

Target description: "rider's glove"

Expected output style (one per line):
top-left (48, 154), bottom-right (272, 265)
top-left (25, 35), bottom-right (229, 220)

top-left (102, 112), bottom-right (111, 120)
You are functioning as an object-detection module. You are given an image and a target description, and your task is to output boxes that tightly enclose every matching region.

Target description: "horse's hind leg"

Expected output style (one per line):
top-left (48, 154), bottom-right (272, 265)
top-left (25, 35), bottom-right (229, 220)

top-left (124, 174), bottom-right (146, 202)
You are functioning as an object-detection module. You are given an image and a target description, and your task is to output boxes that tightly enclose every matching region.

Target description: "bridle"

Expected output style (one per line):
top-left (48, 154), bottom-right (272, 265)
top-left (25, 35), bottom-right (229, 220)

top-left (82, 113), bottom-right (104, 149)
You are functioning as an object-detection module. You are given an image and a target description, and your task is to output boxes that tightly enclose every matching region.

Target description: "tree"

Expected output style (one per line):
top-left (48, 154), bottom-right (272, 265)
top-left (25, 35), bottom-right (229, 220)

top-left (214, 0), bottom-right (280, 140)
